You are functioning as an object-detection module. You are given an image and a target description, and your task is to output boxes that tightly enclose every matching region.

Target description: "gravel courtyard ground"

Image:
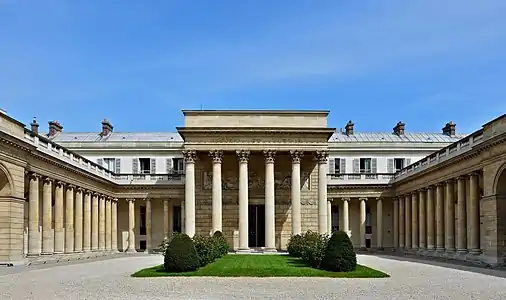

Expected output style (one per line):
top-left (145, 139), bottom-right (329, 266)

top-left (1, 254), bottom-right (505, 300)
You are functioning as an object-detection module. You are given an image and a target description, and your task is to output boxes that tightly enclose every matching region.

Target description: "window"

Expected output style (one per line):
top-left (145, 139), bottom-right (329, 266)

top-left (331, 205), bottom-right (339, 232)
top-left (334, 159), bottom-right (341, 174)
top-left (173, 158), bottom-right (184, 174)
top-left (139, 158), bottom-right (151, 174)
top-left (360, 158), bottom-right (372, 173)
top-left (140, 206), bottom-right (146, 235)
top-left (103, 158), bottom-right (116, 172)
top-left (394, 158), bottom-right (404, 172)
top-left (173, 206), bottom-right (182, 233)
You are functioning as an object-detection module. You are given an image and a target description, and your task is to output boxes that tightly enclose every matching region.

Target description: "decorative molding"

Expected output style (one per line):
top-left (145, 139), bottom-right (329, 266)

top-left (236, 150), bottom-right (250, 163)
top-left (66, 184), bottom-right (75, 190)
top-left (289, 150), bottom-right (304, 163)
top-left (202, 171), bottom-right (310, 190)
top-left (301, 198), bottom-right (317, 205)
top-left (76, 187), bottom-right (84, 193)
top-left (208, 150), bottom-right (223, 164)
top-left (263, 150), bottom-right (276, 164)
top-left (342, 197), bottom-right (350, 202)
top-left (182, 150), bottom-right (197, 163)
top-left (126, 198), bottom-right (135, 202)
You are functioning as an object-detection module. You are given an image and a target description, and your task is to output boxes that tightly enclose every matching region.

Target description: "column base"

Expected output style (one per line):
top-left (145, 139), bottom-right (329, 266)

top-left (469, 249), bottom-right (481, 255)
top-left (41, 252), bottom-right (53, 256)
top-left (126, 248), bottom-right (137, 253)
top-left (26, 253), bottom-right (40, 258)
top-left (54, 251), bottom-right (64, 254)
top-left (436, 247), bottom-right (445, 253)
top-left (457, 249), bottom-right (468, 255)
top-left (263, 248), bottom-right (278, 253)
top-left (236, 248), bottom-right (251, 254)
top-left (83, 249), bottom-right (92, 253)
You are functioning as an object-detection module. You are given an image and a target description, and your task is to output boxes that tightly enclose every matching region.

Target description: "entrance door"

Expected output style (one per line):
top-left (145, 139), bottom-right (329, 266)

top-left (248, 205), bottom-right (265, 247)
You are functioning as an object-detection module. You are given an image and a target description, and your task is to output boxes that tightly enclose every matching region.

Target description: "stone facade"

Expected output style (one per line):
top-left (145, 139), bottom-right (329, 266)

top-left (0, 109), bottom-right (506, 268)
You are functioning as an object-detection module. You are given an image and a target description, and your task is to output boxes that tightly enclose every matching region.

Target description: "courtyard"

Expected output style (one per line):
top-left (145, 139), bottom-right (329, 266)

top-left (1, 255), bottom-right (505, 299)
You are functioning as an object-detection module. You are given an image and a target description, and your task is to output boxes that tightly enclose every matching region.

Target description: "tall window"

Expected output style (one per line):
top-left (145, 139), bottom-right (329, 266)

top-left (360, 158), bottom-right (372, 173)
top-left (334, 159), bottom-right (341, 174)
top-left (140, 206), bottom-right (146, 235)
top-left (139, 158), bottom-right (151, 174)
top-left (173, 206), bottom-right (182, 233)
top-left (173, 158), bottom-right (184, 174)
top-left (394, 158), bottom-right (404, 172)
top-left (103, 158), bottom-right (116, 172)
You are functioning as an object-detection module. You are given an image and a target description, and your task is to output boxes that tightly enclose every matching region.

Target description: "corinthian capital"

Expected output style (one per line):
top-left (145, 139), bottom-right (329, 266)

top-left (182, 150), bottom-right (197, 163)
top-left (236, 150), bottom-right (250, 163)
top-left (263, 150), bottom-right (276, 164)
top-left (209, 150), bottom-right (223, 164)
top-left (315, 150), bottom-right (329, 164)
top-left (290, 150), bottom-right (304, 163)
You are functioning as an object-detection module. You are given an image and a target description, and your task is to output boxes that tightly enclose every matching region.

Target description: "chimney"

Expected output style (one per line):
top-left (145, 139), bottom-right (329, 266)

top-left (30, 118), bottom-right (39, 135)
top-left (345, 120), bottom-right (354, 135)
top-left (393, 121), bottom-right (405, 136)
top-left (101, 119), bottom-right (113, 136)
top-left (48, 120), bottom-right (63, 137)
top-left (442, 121), bottom-right (456, 136)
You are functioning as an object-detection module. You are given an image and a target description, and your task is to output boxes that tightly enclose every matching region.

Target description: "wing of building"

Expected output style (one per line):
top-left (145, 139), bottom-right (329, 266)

top-left (1, 109), bottom-right (505, 268)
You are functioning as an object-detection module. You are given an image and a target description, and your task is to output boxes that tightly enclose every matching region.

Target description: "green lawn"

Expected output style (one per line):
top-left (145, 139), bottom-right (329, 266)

top-left (132, 254), bottom-right (389, 278)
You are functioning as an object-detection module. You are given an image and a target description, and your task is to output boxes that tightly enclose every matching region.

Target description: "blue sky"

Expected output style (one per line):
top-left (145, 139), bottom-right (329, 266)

top-left (1, 0), bottom-right (505, 134)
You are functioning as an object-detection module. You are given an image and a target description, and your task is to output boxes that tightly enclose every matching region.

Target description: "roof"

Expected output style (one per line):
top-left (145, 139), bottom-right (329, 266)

top-left (48, 131), bottom-right (466, 143)
top-left (330, 132), bottom-right (467, 143)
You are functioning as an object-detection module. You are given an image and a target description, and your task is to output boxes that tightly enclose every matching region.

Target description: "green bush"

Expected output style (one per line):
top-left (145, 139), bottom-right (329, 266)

top-left (212, 231), bottom-right (229, 257)
top-left (159, 232), bottom-right (179, 256)
top-left (321, 231), bottom-right (357, 272)
top-left (193, 235), bottom-right (218, 266)
top-left (164, 233), bottom-right (200, 272)
top-left (300, 231), bottom-right (329, 269)
top-left (286, 234), bottom-right (304, 257)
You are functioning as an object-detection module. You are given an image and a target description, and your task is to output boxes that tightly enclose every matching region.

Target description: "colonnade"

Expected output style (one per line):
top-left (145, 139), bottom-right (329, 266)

top-left (26, 172), bottom-right (118, 256)
top-left (182, 149), bottom-right (330, 251)
top-left (393, 172), bottom-right (481, 254)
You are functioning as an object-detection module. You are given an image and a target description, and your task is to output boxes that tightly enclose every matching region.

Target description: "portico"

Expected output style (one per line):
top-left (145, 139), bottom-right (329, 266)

top-left (176, 110), bottom-right (335, 250)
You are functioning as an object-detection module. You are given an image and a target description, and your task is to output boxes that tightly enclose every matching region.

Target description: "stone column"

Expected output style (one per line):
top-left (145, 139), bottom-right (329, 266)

top-left (359, 197), bottom-right (367, 249)
top-left (376, 198), bottom-right (383, 250)
top-left (427, 186), bottom-right (435, 251)
top-left (469, 172), bottom-right (480, 254)
top-left (411, 192), bottom-right (418, 250)
top-left (111, 199), bottom-right (118, 252)
top-left (264, 150), bottom-right (277, 252)
top-left (445, 179), bottom-right (456, 252)
top-left (457, 176), bottom-right (467, 254)
top-left (91, 192), bottom-right (99, 251)
top-left (405, 194), bottom-right (411, 249)
top-left (183, 150), bottom-right (196, 238)
top-left (419, 189), bottom-right (426, 250)
top-left (145, 198), bottom-right (152, 253)
top-left (393, 197), bottom-right (399, 250)
top-left (98, 195), bottom-right (106, 251)
top-left (290, 150), bottom-right (303, 235)
top-left (163, 199), bottom-right (170, 239)
top-left (237, 150), bottom-right (250, 252)
top-left (54, 181), bottom-right (65, 254)
top-left (28, 173), bottom-right (41, 256)
top-left (316, 150), bottom-right (329, 234)
top-left (74, 187), bottom-right (83, 253)
top-left (435, 183), bottom-right (445, 252)
top-left (83, 191), bottom-right (92, 252)
top-left (210, 150), bottom-right (223, 234)
top-left (327, 200), bottom-right (332, 233)
top-left (342, 198), bottom-right (350, 235)
top-left (126, 198), bottom-right (137, 252)
top-left (399, 196), bottom-right (405, 249)
top-left (105, 197), bottom-right (112, 251)
top-left (65, 184), bottom-right (75, 254)
top-left (41, 177), bottom-right (53, 255)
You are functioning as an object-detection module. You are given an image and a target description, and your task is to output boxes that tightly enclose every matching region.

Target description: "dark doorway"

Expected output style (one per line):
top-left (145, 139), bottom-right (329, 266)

top-left (248, 205), bottom-right (265, 247)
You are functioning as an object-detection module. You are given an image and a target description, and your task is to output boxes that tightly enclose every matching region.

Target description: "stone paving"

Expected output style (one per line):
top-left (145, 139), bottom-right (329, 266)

top-left (1, 254), bottom-right (506, 299)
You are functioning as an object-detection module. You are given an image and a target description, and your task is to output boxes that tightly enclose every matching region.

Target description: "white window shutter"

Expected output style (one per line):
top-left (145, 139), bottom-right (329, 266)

top-left (387, 158), bottom-right (394, 173)
top-left (150, 158), bottom-right (157, 174)
top-left (115, 158), bottom-right (121, 173)
top-left (340, 158), bottom-right (346, 174)
top-left (372, 158), bottom-right (377, 173)
top-left (405, 158), bottom-right (411, 166)
top-left (352, 159), bottom-right (359, 173)
top-left (328, 158), bottom-right (335, 174)
top-left (132, 158), bottom-right (139, 174)
top-left (97, 158), bottom-right (103, 166)
top-left (166, 158), bottom-right (173, 173)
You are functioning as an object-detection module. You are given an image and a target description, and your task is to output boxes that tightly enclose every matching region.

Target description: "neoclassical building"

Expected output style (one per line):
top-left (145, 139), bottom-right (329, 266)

top-left (1, 109), bottom-right (505, 267)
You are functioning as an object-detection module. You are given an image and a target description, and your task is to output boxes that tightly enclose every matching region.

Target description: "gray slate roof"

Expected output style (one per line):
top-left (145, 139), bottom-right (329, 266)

top-left (49, 131), bottom-right (466, 143)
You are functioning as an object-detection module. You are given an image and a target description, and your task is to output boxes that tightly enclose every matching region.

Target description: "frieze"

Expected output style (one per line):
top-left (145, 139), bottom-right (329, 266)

top-left (202, 171), bottom-right (310, 190)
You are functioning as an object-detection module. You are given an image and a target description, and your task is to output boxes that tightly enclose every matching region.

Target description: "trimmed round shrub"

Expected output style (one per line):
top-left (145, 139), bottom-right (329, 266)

top-left (193, 235), bottom-right (218, 266)
top-left (212, 231), bottom-right (229, 257)
top-left (300, 232), bottom-right (329, 269)
top-left (287, 234), bottom-right (304, 257)
top-left (164, 233), bottom-right (200, 272)
top-left (321, 231), bottom-right (357, 272)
